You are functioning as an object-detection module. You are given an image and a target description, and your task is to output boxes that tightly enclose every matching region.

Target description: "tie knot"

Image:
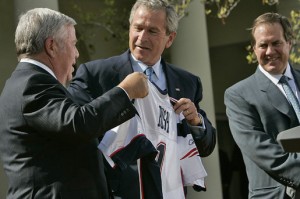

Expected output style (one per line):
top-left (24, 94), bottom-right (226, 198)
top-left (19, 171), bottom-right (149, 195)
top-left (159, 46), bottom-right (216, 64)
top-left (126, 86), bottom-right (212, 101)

top-left (144, 67), bottom-right (154, 81)
top-left (279, 75), bottom-right (289, 84)
top-left (144, 67), bottom-right (153, 76)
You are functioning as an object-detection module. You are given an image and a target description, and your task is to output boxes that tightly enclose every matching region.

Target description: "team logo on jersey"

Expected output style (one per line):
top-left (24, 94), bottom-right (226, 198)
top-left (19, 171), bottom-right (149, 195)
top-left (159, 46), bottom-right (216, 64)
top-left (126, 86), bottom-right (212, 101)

top-left (158, 105), bottom-right (170, 133)
top-left (189, 139), bottom-right (195, 145)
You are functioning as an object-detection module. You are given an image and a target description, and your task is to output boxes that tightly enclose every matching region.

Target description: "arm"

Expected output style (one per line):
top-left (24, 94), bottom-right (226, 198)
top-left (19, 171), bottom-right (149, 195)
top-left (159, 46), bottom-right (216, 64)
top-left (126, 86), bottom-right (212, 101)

top-left (23, 74), bottom-right (136, 139)
top-left (23, 71), bottom-right (147, 140)
top-left (224, 86), bottom-right (300, 189)
top-left (190, 110), bottom-right (216, 157)
top-left (173, 77), bottom-right (216, 157)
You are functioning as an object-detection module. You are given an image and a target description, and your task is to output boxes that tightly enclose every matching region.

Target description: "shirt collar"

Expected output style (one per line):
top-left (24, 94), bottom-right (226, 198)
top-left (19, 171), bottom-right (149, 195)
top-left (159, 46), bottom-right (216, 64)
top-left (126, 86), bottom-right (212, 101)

top-left (259, 63), bottom-right (293, 85)
top-left (20, 58), bottom-right (57, 79)
top-left (130, 54), bottom-right (163, 80)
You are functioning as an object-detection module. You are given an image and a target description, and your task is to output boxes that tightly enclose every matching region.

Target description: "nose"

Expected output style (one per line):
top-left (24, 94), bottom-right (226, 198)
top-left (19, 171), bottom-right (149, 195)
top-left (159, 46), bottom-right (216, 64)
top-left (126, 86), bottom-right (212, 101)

top-left (138, 30), bottom-right (148, 42)
top-left (265, 45), bottom-right (275, 55)
top-left (75, 47), bottom-right (79, 59)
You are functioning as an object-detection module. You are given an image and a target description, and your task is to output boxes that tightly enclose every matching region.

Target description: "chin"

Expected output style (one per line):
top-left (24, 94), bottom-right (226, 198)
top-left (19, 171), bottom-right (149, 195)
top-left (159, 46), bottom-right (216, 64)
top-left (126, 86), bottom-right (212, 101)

top-left (266, 66), bottom-right (283, 75)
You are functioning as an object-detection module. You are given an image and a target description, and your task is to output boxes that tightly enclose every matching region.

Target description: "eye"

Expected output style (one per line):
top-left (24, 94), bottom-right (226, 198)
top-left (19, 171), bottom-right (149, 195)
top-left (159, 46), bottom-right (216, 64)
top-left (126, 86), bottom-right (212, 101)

top-left (273, 41), bottom-right (281, 47)
top-left (133, 25), bottom-right (143, 32)
top-left (149, 29), bottom-right (158, 34)
top-left (258, 43), bottom-right (268, 49)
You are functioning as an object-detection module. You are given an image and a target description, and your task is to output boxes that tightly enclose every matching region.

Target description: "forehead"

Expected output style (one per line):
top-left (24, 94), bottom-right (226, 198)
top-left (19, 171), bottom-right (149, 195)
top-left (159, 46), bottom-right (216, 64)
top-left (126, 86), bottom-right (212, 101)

top-left (64, 25), bottom-right (77, 40)
top-left (132, 6), bottom-right (166, 27)
top-left (253, 23), bottom-right (284, 41)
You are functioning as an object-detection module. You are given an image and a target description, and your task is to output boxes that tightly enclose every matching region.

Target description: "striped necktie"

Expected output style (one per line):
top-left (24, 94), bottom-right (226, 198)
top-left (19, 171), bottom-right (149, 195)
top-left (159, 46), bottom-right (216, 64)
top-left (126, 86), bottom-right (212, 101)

top-left (280, 75), bottom-right (300, 122)
top-left (144, 67), bottom-right (154, 82)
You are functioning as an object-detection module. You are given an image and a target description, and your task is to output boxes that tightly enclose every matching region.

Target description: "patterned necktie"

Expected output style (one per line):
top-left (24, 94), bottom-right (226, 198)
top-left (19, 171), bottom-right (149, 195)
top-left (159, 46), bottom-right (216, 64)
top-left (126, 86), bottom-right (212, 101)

top-left (144, 67), bottom-right (154, 82)
top-left (280, 75), bottom-right (300, 122)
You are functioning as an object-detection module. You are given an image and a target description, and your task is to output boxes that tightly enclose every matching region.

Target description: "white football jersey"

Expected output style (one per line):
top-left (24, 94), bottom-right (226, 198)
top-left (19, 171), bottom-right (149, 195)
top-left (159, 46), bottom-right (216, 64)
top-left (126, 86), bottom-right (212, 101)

top-left (178, 134), bottom-right (207, 188)
top-left (99, 81), bottom-right (206, 199)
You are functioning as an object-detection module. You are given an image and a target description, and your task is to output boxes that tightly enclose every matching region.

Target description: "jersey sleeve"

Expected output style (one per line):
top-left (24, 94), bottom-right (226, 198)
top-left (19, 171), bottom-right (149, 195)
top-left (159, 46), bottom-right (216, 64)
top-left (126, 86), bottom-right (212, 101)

top-left (178, 134), bottom-right (207, 187)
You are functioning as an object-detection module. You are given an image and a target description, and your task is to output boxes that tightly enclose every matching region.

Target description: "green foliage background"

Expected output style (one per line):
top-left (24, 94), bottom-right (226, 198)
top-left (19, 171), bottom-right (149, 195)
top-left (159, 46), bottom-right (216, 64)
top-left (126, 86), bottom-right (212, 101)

top-left (67, 0), bottom-right (299, 65)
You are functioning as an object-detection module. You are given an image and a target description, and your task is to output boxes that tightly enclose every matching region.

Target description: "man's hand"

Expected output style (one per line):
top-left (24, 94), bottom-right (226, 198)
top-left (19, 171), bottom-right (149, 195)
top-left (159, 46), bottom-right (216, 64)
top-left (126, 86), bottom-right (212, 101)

top-left (118, 72), bottom-right (148, 99)
top-left (173, 98), bottom-right (202, 126)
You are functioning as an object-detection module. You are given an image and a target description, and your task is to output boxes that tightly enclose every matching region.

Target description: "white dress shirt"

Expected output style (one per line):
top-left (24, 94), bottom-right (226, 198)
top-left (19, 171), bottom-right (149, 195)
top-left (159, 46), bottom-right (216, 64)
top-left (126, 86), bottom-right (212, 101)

top-left (259, 64), bottom-right (300, 103)
top-left (20, 58), bottom-right (57, 79)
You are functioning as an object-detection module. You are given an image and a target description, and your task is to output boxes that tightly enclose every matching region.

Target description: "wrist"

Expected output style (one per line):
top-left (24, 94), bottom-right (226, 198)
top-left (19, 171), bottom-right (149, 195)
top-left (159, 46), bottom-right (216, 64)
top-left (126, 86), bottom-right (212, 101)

top-left (189, 114), bottom-right (202, 126)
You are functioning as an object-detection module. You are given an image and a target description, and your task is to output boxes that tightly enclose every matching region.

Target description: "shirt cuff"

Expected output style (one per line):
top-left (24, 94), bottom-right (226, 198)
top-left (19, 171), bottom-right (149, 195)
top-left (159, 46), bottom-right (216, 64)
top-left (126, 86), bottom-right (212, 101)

top-left (117, 86), bottom-right (131, 100)
top-left (196, 113), bottom-right (206, 130)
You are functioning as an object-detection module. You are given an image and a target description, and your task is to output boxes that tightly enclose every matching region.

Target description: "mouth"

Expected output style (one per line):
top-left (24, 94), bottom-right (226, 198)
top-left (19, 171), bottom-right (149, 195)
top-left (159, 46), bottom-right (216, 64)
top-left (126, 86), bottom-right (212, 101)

top-left (266, 56), bottom-right (279, 62)
top-left (72, 63), bottom-right (77, 73)
top-left (136, 45), bottom-right (150, 50)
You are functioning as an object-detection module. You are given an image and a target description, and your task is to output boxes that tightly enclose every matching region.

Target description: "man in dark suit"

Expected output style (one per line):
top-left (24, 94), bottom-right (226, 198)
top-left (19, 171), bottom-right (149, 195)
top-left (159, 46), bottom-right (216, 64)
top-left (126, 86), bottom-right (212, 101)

top-left (68, 0), bottom-right (216, 198)
top-left (225, 13), bottom-right (300, 199)
top-left (0, 8), bottom-right (148, 199)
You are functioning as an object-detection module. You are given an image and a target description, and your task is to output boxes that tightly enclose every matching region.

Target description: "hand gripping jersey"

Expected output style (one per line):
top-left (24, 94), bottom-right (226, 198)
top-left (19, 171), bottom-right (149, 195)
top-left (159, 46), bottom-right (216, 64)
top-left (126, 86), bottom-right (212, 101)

top-left (99, 81), bottom-right (206, 199)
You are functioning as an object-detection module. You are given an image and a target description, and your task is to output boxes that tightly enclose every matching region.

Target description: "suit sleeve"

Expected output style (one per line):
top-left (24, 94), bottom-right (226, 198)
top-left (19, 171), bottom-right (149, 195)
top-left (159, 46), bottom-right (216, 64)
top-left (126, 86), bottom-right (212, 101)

top-left (191, 77), bottom-right (216, 157)
top-left (23, 73), bottom-right (136, 140)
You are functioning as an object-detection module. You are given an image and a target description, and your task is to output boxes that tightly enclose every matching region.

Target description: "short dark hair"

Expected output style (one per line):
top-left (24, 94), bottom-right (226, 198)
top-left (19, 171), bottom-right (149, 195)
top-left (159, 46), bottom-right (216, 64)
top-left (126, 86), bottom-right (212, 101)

top-left (250, 12), bottom-right (294, 46)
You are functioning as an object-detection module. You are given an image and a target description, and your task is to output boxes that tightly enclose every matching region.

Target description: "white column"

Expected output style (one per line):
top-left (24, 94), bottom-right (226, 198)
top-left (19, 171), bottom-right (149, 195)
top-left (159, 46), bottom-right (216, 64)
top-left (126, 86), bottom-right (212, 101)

top-left (14, 0), bottom-right (59, 22)
top-left (171, 1), bottom-right (223, 198)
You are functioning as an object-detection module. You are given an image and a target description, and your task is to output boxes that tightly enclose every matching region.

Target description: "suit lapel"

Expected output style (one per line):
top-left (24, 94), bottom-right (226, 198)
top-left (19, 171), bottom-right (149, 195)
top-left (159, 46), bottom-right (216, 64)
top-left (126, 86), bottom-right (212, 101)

top-left (255, 68), bottom-right (298, 123)
top-left (162, 61), bottom-right (182, 100)
top-left (112, 50), bottom-right (134, 82)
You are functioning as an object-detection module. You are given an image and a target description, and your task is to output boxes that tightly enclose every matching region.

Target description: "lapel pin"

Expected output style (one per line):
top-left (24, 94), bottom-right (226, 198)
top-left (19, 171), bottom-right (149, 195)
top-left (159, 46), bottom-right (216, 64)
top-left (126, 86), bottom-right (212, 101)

top-left (175, 88), bottom-right (180, 92)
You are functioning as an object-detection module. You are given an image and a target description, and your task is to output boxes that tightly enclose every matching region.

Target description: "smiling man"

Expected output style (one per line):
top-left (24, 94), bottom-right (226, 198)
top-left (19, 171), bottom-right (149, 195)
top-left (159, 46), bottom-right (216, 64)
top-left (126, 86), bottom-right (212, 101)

top-left (225, 12), bottom-right (300, 199)
top-left (68, 0), bottom-right (216, 198)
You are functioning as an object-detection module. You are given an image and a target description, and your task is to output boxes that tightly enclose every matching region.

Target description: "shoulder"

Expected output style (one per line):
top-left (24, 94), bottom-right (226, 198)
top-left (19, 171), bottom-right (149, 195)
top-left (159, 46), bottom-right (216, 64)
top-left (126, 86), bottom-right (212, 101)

top-left (167, 62), bottom-right (197, 77)
top-left (164, 62), bottom-right (200, 84)
top-left (226, 67), bottom-right (264, 93)
top-left (74, 51), bottom-right (130, 82)
top-left (228, 75), bottom-right (255, 90)
top-left (293, 67), bottom-right (300, 76)
top-left (225, 73), bottom-right (257, 100)
top-left (83, 51), bottom-right (129, 70)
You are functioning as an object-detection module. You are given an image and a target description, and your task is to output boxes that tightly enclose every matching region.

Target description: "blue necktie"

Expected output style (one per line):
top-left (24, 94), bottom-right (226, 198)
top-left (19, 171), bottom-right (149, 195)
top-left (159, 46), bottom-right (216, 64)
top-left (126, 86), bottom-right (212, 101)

top-left (144, 67), bottom-right (154, 82)
top-left (280, 75), bottom-right (300, 122)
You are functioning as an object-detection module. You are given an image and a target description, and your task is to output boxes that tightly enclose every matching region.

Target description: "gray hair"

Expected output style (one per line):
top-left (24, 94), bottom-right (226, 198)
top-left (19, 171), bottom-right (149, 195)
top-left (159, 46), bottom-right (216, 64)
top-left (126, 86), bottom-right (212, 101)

top-left (129, 0), bottom-right (179, 35)
top-left (15, 8), bottom-right (76, 59)
top-left (250, 12), bottom-right (294, 46)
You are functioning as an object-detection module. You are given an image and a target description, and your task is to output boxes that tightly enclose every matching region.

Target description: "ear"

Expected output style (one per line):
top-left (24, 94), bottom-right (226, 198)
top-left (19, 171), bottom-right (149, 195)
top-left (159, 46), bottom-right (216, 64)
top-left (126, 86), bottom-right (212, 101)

top-left (44, 37), bottom-right (55, 58)
top-left (288, 40), bottom-right (293, 51)
top-left (165, 32), bottom-right (176, 49)
top-left (252, 45), bottom-right (257, 54)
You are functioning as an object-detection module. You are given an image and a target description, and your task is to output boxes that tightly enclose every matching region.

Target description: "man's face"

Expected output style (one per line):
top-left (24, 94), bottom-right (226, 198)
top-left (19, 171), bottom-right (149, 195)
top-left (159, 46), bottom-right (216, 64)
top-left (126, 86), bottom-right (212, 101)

top-left (129, 6), bottom-right (176, 66)
top-left (253, 23), bottom-right (292, 75)
top-left (54, 25), bottom-right (79, 86)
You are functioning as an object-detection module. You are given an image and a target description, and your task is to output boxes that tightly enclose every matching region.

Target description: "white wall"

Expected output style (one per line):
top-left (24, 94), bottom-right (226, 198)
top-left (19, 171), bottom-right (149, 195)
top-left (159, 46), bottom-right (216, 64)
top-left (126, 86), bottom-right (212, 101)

top-left (14, 0), bottom-right (59, 22)
top-left (171, 1), bottom-right (223, 198)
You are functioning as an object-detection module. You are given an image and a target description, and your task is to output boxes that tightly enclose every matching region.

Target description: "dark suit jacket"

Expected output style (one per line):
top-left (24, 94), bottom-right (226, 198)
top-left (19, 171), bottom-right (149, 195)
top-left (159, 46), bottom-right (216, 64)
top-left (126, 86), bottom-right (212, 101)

top-left (68, 50), bottom-right (216, 198)
top-left (0, 62), bottom-right (137, 199)
top-left (224, 67), bottom-right (300, 199)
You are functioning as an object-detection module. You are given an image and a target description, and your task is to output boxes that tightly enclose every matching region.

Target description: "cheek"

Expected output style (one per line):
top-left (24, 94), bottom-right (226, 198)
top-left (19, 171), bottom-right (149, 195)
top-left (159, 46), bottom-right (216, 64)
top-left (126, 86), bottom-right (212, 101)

top-left (67, 64), bottom-right (74, 74)
top-left (254, 49), bottom-right (263, 58)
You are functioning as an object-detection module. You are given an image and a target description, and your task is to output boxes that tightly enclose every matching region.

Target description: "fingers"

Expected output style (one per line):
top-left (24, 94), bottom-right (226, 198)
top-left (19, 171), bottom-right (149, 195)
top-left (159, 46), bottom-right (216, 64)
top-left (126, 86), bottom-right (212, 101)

top-left (182, 107), bottom-right (197, 120)
top-left (118, 72), bottom-right (149, 99)
top-left (173, 98), bottom-right (201, 125)
top-left (173, 98), bottom-right (196, 115)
